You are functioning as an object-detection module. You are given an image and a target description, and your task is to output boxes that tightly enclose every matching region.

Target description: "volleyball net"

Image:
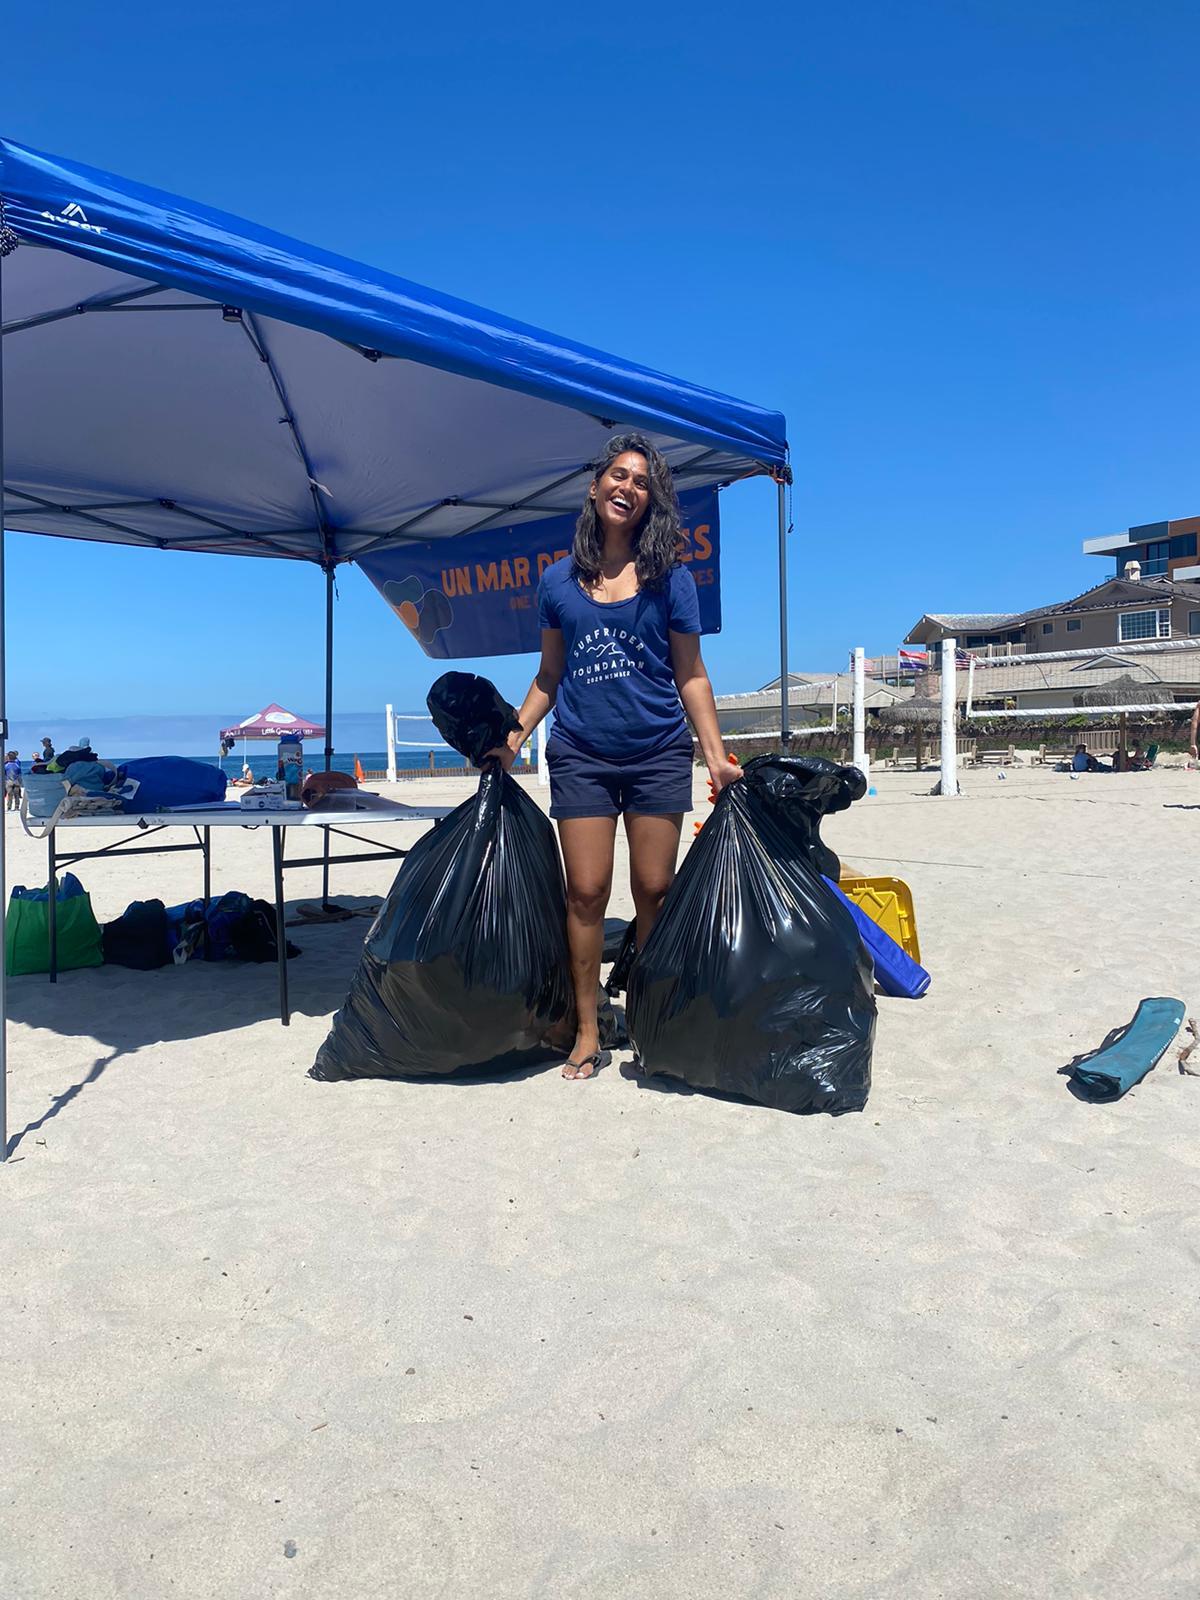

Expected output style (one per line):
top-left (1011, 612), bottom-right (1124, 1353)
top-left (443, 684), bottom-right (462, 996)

top-left (960, 638), bottom-right (1200, 720)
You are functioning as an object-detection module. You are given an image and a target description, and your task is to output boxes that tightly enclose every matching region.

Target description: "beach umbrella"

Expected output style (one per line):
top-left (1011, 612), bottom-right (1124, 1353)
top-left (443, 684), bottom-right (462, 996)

top-left (887, 680), bottom-right (942, 768)
top-left (1073, 675), bottom-right (1172, 763)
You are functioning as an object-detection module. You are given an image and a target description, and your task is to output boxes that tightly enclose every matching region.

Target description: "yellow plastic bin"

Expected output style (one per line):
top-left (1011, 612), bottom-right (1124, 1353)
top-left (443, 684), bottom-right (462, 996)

top-left (837, 874), bottom-right (921, 963)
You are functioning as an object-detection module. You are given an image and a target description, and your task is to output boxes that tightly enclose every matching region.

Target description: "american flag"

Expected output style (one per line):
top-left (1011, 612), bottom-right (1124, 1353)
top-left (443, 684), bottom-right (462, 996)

top-left (898, 647), bottom-right (973, 671)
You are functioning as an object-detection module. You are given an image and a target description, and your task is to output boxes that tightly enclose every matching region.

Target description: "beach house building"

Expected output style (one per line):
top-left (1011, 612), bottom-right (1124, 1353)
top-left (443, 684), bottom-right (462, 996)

top-left (901, 513), bottom-right (1200, 710)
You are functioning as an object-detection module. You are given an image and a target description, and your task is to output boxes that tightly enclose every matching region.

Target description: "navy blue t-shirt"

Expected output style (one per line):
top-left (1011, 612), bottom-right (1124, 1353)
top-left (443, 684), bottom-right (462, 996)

top-left (537, 557), bottom-right (701, 759)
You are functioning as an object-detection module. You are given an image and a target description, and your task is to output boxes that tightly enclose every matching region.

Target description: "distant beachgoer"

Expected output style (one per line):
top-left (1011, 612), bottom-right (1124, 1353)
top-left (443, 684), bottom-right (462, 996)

top-left (1072, 744), bottom-right (1109, 774)
top-left (486, 432), bottom-right (739, 1082)
top-left (4, 751), bottom-right (22, 810)
top-left (40, 737), bottom-right (55, 764)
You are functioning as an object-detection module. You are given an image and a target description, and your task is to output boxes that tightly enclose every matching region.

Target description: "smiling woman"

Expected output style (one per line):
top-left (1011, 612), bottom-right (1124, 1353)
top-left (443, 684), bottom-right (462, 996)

top-left (487, 432), bottom-right (739, 1081)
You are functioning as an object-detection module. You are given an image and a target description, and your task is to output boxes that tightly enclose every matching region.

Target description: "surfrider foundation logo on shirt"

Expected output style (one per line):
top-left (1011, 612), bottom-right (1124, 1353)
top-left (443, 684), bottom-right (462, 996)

top-left (572, 626), bottom-right (647, 686)
top-left (39, 202), bottom-right (105, 235)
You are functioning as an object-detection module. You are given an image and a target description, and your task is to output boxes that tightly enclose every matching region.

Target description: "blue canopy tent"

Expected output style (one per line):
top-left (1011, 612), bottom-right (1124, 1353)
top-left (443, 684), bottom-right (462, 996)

top-left (0, 136), bottom-right (789, 1156)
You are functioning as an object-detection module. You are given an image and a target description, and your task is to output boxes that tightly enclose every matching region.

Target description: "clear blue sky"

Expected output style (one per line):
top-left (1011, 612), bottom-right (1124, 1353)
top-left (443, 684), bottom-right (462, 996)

top-left (3, 0), bottom-right (1197, 721)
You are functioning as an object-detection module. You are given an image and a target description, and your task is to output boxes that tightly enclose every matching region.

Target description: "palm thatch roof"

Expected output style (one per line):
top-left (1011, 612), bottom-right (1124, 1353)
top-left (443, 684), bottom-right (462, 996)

top-left (1073, 673), bottom-right (1174, 707)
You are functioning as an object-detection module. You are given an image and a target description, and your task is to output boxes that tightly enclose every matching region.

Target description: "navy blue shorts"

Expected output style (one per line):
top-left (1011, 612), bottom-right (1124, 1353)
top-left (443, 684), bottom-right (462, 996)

top-left (546, 728), bottom-right (694, 819)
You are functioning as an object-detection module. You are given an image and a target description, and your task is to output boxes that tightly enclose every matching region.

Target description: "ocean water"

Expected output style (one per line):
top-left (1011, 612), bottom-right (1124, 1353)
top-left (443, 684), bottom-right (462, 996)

top-left (5, 712), bottom-right (529, 777)
top-left (218, 749), bottom-right (480, 781)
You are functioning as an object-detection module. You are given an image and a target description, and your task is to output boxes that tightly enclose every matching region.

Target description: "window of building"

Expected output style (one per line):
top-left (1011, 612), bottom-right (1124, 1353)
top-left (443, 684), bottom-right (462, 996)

top-left (1042, 622), bottom-right (1053, 634)
top-left (1189, 611), bottom-right (1200, 636)
top-left (1067, 619), bottom-right (1081, 632)
top-left (1118, 608), bottom-right (1170, 642)
top-left (1143, 541), bottom-right (1169, 577)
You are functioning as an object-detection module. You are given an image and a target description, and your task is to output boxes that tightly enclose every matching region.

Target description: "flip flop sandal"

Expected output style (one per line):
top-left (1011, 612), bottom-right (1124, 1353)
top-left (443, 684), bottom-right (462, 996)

top-left (561, 1050), bottom-right (610, 1080)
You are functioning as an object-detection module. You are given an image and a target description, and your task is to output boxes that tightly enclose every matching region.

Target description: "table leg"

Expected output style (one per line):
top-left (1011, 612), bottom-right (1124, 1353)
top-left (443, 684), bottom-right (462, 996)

top-left (273, 825), bottom-right (290, 1026)
top-left (321, 825), bottom-right (331, 910)
top-left (202, 827), bottom-right (211, 909)
top-left (47, 829), bottom-right (58, 984)
top-left (200, 826), bottom-right (212, 959)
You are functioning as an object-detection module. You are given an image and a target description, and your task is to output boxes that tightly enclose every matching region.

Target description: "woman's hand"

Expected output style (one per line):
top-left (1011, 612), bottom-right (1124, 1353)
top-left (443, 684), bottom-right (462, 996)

top-left (708, 755), bottom-right (743, 795)
top-left (485, 741), bottom-right (518, 772)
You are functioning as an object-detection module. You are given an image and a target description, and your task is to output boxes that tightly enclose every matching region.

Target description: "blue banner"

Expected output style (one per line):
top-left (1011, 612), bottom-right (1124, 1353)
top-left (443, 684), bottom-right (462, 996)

top-left (359, 488), bottom-right (721, 658)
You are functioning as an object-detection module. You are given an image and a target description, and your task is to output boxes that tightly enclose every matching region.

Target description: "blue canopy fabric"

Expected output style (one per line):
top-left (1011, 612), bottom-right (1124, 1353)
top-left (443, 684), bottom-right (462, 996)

top-left (0, 136), bottom-right (787, 567)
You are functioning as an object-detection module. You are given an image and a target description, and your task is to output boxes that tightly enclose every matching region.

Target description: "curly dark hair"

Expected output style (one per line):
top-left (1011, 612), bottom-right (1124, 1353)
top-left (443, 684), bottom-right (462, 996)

top-left (572, 432), bottom-right (680, 591)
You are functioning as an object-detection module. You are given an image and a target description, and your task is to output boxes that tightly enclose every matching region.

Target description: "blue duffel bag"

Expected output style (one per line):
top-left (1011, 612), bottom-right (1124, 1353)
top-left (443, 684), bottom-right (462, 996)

top-left (118, 757), bottom-right (227, 811)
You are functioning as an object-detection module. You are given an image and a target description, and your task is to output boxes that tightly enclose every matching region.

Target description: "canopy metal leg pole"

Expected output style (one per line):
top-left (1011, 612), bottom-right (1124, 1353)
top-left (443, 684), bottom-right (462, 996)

top-left (777, 479), bottom-right (789, 745)
top-left (0, 232), bottom-right (9, 1160)
top-left (321, 563), bottom-right (334, 907)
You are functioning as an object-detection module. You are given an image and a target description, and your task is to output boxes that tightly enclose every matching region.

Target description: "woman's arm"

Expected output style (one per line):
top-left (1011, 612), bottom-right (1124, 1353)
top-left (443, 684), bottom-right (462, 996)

top-left (670, 631), bottom-right (741, 792)
top-left (488, 629), bottom-right (566, 771)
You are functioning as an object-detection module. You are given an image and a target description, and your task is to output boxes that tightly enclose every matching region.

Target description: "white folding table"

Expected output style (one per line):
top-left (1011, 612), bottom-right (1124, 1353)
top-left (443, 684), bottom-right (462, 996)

top-left (26, 801), bottom-right (452, 1025)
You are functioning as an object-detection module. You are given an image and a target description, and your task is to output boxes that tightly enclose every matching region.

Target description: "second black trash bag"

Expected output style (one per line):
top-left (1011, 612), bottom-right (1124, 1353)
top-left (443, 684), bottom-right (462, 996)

top-left (426, 671), bottom-right (522, 767)
top-left (625, 755), bottom-right (876, 1114)
top-left (310, 764), bottom-right (573, 1080)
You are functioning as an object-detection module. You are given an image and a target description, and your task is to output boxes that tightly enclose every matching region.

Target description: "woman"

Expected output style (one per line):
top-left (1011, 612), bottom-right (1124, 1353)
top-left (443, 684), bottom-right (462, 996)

top-left (489, 433), bottom-right (740, 1080)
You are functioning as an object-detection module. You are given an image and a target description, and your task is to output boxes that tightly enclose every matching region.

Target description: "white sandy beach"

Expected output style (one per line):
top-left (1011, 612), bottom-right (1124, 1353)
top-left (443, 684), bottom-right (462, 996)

top-left (1, 763), bottom-right (1198, 1599)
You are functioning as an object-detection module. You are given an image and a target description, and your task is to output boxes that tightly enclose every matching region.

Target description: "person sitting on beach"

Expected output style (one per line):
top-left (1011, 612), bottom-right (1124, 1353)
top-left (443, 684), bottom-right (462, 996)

top-left (487, 432), bottom-right (741, 1081)
top-left (4, 751), bottom-right (22, 811)
top-left (1126, 742), bottom-right (1151, 771)
top-left (1072, 744), bottom-right (1110, 773)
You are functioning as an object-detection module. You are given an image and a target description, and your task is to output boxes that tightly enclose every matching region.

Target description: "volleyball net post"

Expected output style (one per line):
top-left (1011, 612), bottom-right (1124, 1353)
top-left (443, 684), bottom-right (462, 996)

top-left (851, 647), bottom-right (868, 781)
top-left (940, 636), bottom-right (959, 797)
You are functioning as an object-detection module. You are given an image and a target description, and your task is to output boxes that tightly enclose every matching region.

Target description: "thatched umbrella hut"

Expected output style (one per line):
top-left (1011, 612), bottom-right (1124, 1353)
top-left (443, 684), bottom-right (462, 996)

top-left (887, 678), bottom-right (942, 769)
top-left (1073, 674), bottom-right (1173, 764)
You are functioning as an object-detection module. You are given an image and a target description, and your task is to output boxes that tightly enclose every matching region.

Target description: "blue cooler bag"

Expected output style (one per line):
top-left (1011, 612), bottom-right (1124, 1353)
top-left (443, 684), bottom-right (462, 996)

top-left (119, 757), bottom-right (227, 811)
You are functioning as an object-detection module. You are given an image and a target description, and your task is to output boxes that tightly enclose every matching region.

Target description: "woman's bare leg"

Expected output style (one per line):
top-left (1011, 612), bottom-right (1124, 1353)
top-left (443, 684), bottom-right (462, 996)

top-left (557, 815), bottom-right (618, 1078)
top-left (624, 812), bottom-right (684, 948)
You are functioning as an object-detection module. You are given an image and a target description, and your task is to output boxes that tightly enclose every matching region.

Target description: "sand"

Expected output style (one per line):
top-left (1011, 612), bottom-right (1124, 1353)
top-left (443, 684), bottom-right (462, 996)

top-left (1, 763), bottom-right (1198, 1599)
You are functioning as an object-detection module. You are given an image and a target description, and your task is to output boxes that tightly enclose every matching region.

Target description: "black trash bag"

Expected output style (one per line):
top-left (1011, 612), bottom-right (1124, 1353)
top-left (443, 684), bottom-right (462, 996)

top-left (625, 754), bottom-right (876, 1114)
top-left (740, 753), bottom-right (866, 880)
top-left (427, 671), bottom-right (522, 766)
top-left (311, 763), bottom-right (573, 1080)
